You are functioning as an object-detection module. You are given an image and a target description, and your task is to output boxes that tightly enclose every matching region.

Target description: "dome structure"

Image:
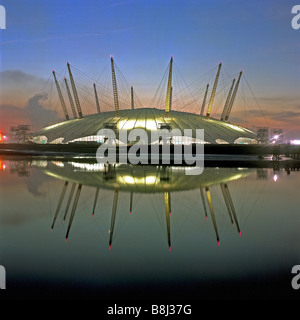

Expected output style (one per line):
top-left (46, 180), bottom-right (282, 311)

top-left (32, 57), bottom-right (257, 145)
top-left (32, 107), bottom-right (256, 145)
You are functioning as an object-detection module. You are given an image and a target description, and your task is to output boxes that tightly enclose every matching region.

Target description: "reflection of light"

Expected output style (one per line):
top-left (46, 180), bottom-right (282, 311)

top-left (52, 161), bottom-right (64, 168)
top-left (70, 162), bottom-right (105, 171)
top-left (145, 176), bottom-right (156, 184)
top-left (290, 139), bottom-right (300, 145)
top-left (273, 174), bottom-right (278, 182)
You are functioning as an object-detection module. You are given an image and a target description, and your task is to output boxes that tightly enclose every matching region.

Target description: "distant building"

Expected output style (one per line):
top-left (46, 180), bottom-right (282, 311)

top-left (9, 125), bottom-right (31, 143)
top-left (256, 127), bottom-right (269, 144)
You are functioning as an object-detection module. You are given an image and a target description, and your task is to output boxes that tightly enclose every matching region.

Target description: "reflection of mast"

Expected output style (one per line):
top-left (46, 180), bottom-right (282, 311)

top-left (51, 181), bottom-right (69, 232)
top-left (65, 184), bottom-right (82, 242)
top-left (200, 188), bottom-right (208, 220)
top-left (130, 191), bottom-right (133, 214)
top-left (164, 188), bottom-right (171, 251)
top-left (63, 182), bottom-right (76, 224)
top-left (222, 183), bottom-right (241, 236)
top-left (168, 191), bottom-right (171, 215)
top-left (92, 187), bottom-right (100, 216)
top-left (109, 186), bottom-right (119, 250)
top-left (220, 183), bottom-right (234, 226)
top-left (205, 186), bottom-right (220, 246)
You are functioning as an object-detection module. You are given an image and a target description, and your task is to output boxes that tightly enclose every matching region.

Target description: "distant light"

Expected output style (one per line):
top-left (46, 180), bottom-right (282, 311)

top-left (169, 246), bottom-right (171, 252)
top-left (218, 240), bottom-right (220, 246)
top-left (109, 244), bottom-right (111, 250)
top-left (291, 139), bottom-right (300, 145)
top-left (274, 135), bottom-right (279, 140)
top-left (239, 231), bottom-right (241, 236)
top-left (273, 174), bottom-right (278, 182)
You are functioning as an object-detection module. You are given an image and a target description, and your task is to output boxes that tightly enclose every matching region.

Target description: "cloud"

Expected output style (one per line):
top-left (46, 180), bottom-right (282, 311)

top-left (0, 70), bottom-right (60, 132)
top-left (0, 93), bottom-right (59, 132)
top-left (25, 93), bottom-right (58, 130)
top-left (0, 70), bottom-right (48, 106)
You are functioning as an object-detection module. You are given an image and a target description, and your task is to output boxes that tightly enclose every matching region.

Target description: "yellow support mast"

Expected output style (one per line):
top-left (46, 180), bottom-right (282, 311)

top-left (200, 83), bottom-right (209, 116)
top-left (206, 62), bottom-right (222, 118)
top-left (220, 78), bottom-right (235, 121)
top-left (67, 62), bottom-right (83, 118)
top-left (64, 77), bottom-right (78, 118)
top-left (52, 71), bottom-right (69, 121)
top-left (93, 83), bottom-right (101, 114)
top-left (224, 70), bottom-right (242, 121)
top-left (110, 56), bottom-right (120, 117)
top-left (164, 56), bottom-right (173, 118)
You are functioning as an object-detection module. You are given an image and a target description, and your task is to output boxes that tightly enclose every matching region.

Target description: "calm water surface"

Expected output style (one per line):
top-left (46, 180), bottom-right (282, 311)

top-left (0, 157), bottom-right (299, 300)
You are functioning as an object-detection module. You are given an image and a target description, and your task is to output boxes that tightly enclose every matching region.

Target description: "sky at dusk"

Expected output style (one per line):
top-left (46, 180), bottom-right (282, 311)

top-left (0, 0), bottom-right (300, 139)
